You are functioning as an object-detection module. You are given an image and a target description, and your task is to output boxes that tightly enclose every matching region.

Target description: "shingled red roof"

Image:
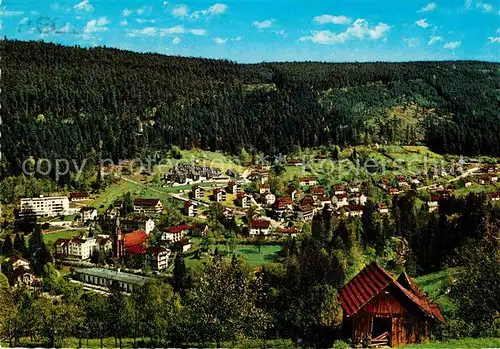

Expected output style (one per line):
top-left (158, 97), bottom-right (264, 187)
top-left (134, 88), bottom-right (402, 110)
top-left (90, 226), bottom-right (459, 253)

top-left (249, 219), bottom-right (270, 228)
top-left (339, 262), bottom-right (445, 323)
top-left (167, 223), bottom-right (193, 233)
top-left (134, 198), bottom-right (160, 207)
top-left (125, 245), bottom-right (147, 255)
top-left (124, 230), bottom-right (149, 248)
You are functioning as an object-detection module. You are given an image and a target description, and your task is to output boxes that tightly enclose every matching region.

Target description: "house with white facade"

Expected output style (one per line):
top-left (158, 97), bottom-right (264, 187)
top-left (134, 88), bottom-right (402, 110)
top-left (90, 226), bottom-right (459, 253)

top-left (120, 216), bottom-right (156, 235)
top-left (212, 188), bottom-right (227, 202)
top-left (20, 196), bottom-right (70, 217)
top-left (352, 193), bottom-right (368, 206)
top-left (79, 207), bottom-right (98, 223)
top-left (295, 205), bottom-right (314, 220)
top-left (147, 246), bottom-right (171, 270)
top-left (236, 192), bottom-right (251, 208)
top-left (248, 219), bottom-right (271, 236)
top-left (191, 186), bottom-right (205, 199)
top-left (183, 201), bottom-right (198, 217)
top-left (133, 199), bottom-right (164, 214)
top-left (259, 183), bottom-right (271, 194)
top-left (333, 185), bottom-right (346, 195)
top-left (332, 193), bottom-right (349, 209)
top-left (299, 177), bottom-right (318, 186)
top-left (161, 223), bottom-right (193, 242)
top-left (264, 192), bottom-right (276, 206)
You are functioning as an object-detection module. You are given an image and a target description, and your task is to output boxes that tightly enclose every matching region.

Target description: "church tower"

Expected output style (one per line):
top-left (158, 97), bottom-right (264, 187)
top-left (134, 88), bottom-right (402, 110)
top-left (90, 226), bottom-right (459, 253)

top-left (111, 217), bottom-right (124, 259)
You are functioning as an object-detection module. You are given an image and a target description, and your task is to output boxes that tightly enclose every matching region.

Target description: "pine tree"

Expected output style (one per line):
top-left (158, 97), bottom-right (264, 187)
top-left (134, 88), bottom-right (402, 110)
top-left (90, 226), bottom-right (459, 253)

top-left (1, 235), bottom-right (13, 256)
top-left (13, 233), bottom-right (27, 257)
top-left (28, 226), bottom-right (53, 275)
top-left (331, 145), bottom-right (341, 160)
top-left (172, 253), bottom-right (188, 297)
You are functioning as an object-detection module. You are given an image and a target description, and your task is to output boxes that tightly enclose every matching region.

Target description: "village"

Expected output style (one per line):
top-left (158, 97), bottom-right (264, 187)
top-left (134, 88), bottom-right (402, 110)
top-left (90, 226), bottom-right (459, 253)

top-left (6, 146), bottom-right (500, 294)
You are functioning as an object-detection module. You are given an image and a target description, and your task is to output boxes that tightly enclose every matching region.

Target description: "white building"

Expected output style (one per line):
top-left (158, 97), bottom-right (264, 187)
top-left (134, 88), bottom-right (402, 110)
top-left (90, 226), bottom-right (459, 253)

top-left (264, 193), bottom-right (276, 206)
top-left (192, 186), bottom-right (205, 199)
top-left (183, 201), bottom-right (198, 217)
top-left (248, 219), bottom-right (271, 236)
top-left (121, 216), bottom-right (156, 235)
top-left (332, 194), bottom-right (349, 209)
top-left (20, 196), bottom-right (70, 217)
top-left (147, 246), bottom-right (171, 270)
top-left (161, 223), bottom-right (192, 242)
top-left (352, 193), bottom-right (368, 206)
top-left (68, 237), bottom-right (98, 260)
top-left (79, 207), bottom-right (98, 223)
top-left (133, 199), bottom-right (164, 214)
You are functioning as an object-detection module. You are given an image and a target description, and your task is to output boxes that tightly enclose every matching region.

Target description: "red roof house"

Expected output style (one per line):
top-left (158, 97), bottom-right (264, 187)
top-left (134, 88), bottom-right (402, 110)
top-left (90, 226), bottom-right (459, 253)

top-left (339, 262), bottom-right (444, 347)
top-left (124, 230), bottom-right (149, 248)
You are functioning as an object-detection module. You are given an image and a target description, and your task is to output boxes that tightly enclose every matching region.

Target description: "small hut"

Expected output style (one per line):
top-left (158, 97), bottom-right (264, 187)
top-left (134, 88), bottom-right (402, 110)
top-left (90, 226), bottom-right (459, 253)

top-left (339, 262), bottom-right (444, 347)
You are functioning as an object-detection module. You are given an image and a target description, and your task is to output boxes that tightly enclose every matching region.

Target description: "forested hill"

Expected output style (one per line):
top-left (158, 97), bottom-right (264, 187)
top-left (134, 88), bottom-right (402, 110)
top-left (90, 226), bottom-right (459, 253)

top-left (1, 39), bottom-right (500, 176)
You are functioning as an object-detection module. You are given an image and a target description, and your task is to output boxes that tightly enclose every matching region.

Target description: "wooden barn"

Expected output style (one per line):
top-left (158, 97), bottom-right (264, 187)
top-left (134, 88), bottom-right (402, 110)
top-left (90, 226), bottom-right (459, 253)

top-left (339, 262), bottom-right (445, 347)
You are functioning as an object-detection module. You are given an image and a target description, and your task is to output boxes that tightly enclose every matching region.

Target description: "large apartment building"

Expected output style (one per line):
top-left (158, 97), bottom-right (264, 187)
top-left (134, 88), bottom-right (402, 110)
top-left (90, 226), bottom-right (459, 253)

top-left (20, 196), bottom-right (70, 217)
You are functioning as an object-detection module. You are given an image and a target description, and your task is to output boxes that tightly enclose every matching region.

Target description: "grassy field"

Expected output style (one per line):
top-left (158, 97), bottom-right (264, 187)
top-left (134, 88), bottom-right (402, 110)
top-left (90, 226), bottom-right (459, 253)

top-left (403, 337), bottom-right (500, 348)
top-left (43, 230), bottom-right (81, 251)
top-left (281, 145), bottom-right (450, 184)
top-left (91, 150), bottom-right (247, 213)
top-left (91, 180), bottom-right (143, 213)
top-left (414, 268), bottom-right (458, 315)
top-left (156, 149), bottom-right (246, 174)
top-left (455, 183), bottom-right (499, 197)
top-left (216, 244), bottom-right (282, 266)
top-left (184, 244), bottom-right (282, 269)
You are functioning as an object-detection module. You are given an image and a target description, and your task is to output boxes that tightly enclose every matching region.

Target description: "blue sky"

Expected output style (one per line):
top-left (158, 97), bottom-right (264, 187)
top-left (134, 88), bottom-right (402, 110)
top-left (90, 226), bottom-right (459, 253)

top-left (1, 0), bottom-right (499, 63)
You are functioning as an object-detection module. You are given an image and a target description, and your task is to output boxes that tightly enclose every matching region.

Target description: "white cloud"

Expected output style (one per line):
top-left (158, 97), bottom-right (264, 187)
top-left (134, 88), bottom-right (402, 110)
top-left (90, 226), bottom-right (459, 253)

top-left (163, 1), bottom-right (169, 5)
top-left (419, 2), bottom-right (437, 12)
top-left (488, 36), bottom-right (500, 43)
top-left (252, 19), bottom-right (273, 29)
top-left (190, 3), bottom-right (228, 18)
top-left (84, 17), bottom-right (109, 34)
top-left (172, 36), bottom-right (181, 44)
top-left (127, 27), bottom-right (157, 37)
top-left (300, 19), bottom-right (391, 44)
top-left (233, 36), bottom-right (243, 41)
top-left (19, 17), bottom-right (29, 25)
top-left (444, 41), bottom-right (461, 49)
top-left (314, 14), bottom-right (351, 25)
top-left (476, 2), bottom-right (493, 12)
top-left (0, 10), bottom-right (24, 16)
top-left (416, 18), bottom-right (430, 28)
top-left (73, 0), bottom-right (94, 12)
top-left (403, 37), bottom-right (420, 47)
top-left (122, 9), bottom-right (133, 17)
top-left (428, 36), bottom-right (443, 45)
top-left (159, 26), bottom-right (206, 36)
top-left (57, 22), bottom-right (72, 33)
top-left (207, 3), bottom-right (227, 15)
top-left (120, 20), bottom-right (128, 26)
top-left (190, 28), bottom-right (206, 35)
top-left (214, 37), bottom-right (227, 44)
top-left (172, 5), bottom-right (189, 18)
top-left (465, 0), bottom-right (473, 9)
top-left (136, 6), bottom-right (151, 15)
top-left (136, 18), bottom-right (155, 24)
top-left (161, 25), bottom-right (185, 35)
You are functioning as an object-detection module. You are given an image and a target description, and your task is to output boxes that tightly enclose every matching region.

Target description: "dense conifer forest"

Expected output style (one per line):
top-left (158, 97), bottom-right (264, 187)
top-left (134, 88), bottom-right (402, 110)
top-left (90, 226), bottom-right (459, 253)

top-left (1, 39), bottom-right (499, 176)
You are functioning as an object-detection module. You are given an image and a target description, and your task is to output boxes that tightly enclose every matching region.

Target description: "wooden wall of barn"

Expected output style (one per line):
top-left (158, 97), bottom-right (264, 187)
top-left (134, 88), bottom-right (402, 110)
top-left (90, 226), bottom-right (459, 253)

top-left (344, 287), bottom-right (430, 347)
